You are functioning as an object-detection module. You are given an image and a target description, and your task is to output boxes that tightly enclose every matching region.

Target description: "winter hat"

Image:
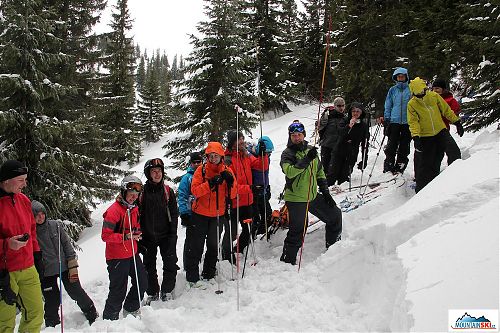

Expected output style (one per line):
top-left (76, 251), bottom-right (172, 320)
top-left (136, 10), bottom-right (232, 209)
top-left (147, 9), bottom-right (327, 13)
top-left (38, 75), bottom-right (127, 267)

top-left (31, 200), bottom-right (47, 217)
top-left (0, 160), bottom-right (28, 182)
top-left (189, 152), bottom-right (202, 163)
top-left (392, 67), bottom-right (409, 82)
top-left (431, 78), bottom-right (447, 90)
top-left (144, 158), bottom-right (164, 181)
top-left (348, 102), bottom-right (365, 119)
top-left (333, 97), bottom-right (346, 107)
top-left (227, 131), bottom-right (244, 150)
top-left (409, 77), bottom-right (427, 96)
top-left (205, 142), bottom-right (225, 157)
top-left (288, 120), bottom-right (306, 136)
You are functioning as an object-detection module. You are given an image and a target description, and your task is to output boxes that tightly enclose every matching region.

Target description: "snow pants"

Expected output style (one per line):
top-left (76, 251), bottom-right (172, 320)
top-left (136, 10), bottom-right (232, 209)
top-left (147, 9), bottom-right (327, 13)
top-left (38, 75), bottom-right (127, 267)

top-left (184, 213), bottom-right (223, 282)
top-left (281, 194), bottom-right (342, 265)
top-left (0, 266), bottom-right (43, 333)
top-left (102, 255), bottom-right (147, 320)
top-left (142, 235), bottom-right (178, 296)
top-left (384, 123), bottom-right (411, 172)
top-left (253, 187), bottom-right (272, 235)
top-left (41, 272), bottom-right (94, 326)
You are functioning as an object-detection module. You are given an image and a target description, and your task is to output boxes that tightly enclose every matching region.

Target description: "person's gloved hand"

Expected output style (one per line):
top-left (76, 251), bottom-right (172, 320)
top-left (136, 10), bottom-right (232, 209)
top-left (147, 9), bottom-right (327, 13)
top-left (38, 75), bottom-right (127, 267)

top-left (33, 251), bottom-right (44, 278)
top-left (257, 140), bottom-right (267, 156)
top-left (208, 175), bottom-right (223, 188)
top-left (67, 258), bottom-right (79, 283)
top-left (357, 159), bottom-right (368, 170)
top-left (180, 213), bottom-right (191, 227)
top-left (251, 184), bottom-right (264, 194)
top-left (220, 170), bottom-right (234, 188)
top-left (306, 147), bottom-right (318, 160)
top-left (0, 269), bottom-right (17, 305)
top-left (413, 136), bottom-right (423, 152)
top-left (322, 191), bottom-right (337, 207)
top-left (383, 120), bottom-right (390, 137)
top-left (454, 121), bottom-right (464, 137)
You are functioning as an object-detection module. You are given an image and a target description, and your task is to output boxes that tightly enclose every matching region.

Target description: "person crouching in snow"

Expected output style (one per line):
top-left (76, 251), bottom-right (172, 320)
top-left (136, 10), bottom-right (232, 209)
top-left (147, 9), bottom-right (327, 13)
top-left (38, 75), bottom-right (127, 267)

top-left (280, 120), bottom-right (343, 265)
top-left (101, 176), bottom-right (148, 320)
top-left (185, 142), bottom-right (236, 288)
top-left (32, 200), bottom-right (98, 327)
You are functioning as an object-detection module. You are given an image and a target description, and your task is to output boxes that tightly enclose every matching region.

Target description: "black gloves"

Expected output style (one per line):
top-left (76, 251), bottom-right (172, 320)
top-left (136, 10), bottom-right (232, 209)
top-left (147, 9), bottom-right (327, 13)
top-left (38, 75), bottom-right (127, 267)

top-left (296, 147), bottom-right (318, 169)
top-left (251, 184), bottom-right (264, 194)
top-left (0, 269), bottom-right (16, 305)
top-left (413, 136), bottom-right (423, 152)
top-left (257, 140), bottom-right (267, 156)
top-left (180, 213), bottom-right (191, 227)
top-left (383, 120), bottom-right (390, 137)
top-left (33, 251), bottom-right (44, 278)
top-left (208, 175), bottom-right (223, 188)
top-left (306, 147), bottom-right (318, 160)
top-left (220, 170), bottom-right (234, 188)
top-left (454, 121), bottom-right (464, 137)
top-left (357, 159), bottom-right (368, 170)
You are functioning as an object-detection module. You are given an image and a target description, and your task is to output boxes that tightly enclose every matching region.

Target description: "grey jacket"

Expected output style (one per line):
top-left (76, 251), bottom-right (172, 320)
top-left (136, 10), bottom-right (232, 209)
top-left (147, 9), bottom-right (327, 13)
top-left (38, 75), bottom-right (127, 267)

top-left (318, 109), bottom-right (346, 149)
top-left (36, 219), bottom-right (76, 277)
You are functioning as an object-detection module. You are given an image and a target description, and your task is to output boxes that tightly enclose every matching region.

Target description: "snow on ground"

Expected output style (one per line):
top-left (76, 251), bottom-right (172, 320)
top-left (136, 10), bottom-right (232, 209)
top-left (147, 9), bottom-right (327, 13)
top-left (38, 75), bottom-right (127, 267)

top-left (43, 104), bottom-right (499, 332)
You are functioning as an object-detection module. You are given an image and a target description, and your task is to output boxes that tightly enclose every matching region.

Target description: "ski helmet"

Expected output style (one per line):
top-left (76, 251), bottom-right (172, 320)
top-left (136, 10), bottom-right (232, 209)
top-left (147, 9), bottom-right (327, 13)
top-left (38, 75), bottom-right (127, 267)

top-left (144, 158), bottom-right (164, 181)
top-left (120, 175), bottom-right (143, 198)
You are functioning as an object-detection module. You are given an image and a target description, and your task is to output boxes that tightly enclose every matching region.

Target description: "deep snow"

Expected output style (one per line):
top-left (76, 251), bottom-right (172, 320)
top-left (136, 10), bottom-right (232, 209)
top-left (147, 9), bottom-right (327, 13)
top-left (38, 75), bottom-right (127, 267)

top-left (42, 104), bottom-right (498, 332)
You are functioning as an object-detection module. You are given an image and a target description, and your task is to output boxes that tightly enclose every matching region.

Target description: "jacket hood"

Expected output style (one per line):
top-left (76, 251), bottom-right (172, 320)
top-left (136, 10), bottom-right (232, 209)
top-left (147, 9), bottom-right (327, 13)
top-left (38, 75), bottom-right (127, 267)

top-left (347, 102), bottom-right (366, 120)
top-left (392, 67), bottom-right (409, 82)
top-left (205, 142), bottom-right (225, 156)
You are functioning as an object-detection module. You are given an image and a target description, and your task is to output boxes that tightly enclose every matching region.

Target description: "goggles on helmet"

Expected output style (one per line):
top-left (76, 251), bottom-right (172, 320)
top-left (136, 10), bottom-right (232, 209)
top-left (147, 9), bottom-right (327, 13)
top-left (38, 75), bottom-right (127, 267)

top-left (126, 182), bottom-right (143, 193)
top-left (288, 121), bottom-right (305, 134)
top-left (149, 158), bottom-right (164, 167)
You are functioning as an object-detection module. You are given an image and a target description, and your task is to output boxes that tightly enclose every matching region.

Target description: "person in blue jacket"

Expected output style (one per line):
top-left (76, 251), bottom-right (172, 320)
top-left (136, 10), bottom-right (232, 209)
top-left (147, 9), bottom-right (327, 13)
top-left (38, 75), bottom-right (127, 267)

top-left (378, 67), bottom-right (412, 174)
top-left (178, 152), bottom-right (203, 270)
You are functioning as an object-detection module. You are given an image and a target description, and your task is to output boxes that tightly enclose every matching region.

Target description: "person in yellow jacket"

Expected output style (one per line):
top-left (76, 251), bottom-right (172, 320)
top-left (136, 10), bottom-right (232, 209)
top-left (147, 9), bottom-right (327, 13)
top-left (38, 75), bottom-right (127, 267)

top-left (407, 77), bottom-right (464, 193)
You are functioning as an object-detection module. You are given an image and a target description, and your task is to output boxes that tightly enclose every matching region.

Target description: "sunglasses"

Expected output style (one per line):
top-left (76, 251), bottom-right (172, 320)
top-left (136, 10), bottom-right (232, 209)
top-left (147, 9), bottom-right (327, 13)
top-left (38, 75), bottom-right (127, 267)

top-left (191, 160), bottom-right (202, 164)
top-left (126, 182), bottom-right (143, 193)
top-left (150, 158), bottom-right (164, 167)
top-left (336, 104), bottom-right (345, 107)
top-left (288, 121), bottom-right (305, 134)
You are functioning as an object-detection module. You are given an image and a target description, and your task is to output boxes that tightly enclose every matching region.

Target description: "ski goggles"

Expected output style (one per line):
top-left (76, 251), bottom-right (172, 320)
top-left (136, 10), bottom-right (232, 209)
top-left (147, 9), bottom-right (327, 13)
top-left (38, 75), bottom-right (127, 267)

top-left (126, 182), bottom-right (143, 193)
top-left (149, 158), bottom-right (164, 167)
top-left (288, 121), bottom-right (305, 134)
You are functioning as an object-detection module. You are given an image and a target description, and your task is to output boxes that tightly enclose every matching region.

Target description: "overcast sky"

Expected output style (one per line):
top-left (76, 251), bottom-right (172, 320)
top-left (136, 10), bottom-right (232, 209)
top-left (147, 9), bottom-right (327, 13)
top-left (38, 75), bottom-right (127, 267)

top-left (95, 0), bottom-right (206, 60)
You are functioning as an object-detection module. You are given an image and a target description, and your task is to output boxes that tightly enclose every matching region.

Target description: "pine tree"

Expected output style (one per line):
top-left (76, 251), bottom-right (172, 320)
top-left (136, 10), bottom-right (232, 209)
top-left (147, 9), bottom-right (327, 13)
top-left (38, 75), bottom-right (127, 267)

top-left (164, 0), bottom-right (256, 166)
top-left (98, 0), bottom-right (140, 164)
top-left (137, 53), bottom-right (146, 91)
top-left (0, 0), bottom-right (120, 233)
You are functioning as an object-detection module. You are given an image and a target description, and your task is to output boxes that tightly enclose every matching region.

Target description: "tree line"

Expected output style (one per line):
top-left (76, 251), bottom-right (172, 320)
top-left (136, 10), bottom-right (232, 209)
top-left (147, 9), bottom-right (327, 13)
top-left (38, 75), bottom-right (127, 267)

top-left (0, 0), bottom-right (497, 234)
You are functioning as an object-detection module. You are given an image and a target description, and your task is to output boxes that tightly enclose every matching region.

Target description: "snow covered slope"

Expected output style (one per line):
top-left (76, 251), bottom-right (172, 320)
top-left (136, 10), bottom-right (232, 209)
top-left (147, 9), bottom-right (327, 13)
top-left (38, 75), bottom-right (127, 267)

top-left (45, 104), bottom-right (498, 332)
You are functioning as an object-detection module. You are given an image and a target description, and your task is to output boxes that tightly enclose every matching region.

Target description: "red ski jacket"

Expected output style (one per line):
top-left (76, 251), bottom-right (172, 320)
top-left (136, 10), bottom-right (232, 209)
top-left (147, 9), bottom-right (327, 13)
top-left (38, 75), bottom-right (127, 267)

top-left (441, 92), bottom-right (461, 129)
top-left (102, 197), bottom-right (140, 260)
top-left (0, 191), bottom-right (40, 272)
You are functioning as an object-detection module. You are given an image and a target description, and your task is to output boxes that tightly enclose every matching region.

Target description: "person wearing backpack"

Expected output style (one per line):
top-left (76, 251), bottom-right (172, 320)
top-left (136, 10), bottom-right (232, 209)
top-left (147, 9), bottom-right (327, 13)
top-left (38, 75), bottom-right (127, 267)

top-left (280, 121), bottom-right (343, 265)
top-left (32, 200), bottom-right (98, 327)
top-left (178, 152), bottom-right (203, 269)
top-left (139, 158), bottom-right (179, 303)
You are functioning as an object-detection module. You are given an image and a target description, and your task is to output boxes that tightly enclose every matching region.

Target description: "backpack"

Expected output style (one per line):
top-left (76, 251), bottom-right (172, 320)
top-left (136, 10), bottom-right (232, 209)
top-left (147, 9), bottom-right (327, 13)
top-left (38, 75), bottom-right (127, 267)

top-left (270, 204), bottom-right (289, 229)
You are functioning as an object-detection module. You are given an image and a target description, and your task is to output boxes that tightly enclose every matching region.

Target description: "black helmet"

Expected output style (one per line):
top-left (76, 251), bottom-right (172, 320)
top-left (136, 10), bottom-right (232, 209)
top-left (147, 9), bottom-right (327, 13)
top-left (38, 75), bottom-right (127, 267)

top-left (144, 158), bottom-right (164, 181)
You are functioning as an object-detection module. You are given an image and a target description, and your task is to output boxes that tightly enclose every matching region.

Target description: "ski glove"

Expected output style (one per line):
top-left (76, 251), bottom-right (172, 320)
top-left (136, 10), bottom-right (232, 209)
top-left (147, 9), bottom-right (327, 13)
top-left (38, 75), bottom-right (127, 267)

top-left (33, 251), bottom-right (44, 278)
top-left (357, 159), bottom-right (368, 170)
top-left (67, 258), bottom-right (79, 283)
top-left (257, 140), bottom-right (267, 155)
top-left (0, 269), bottom-right (16, 306)
top-left (180, 213), bottom-right (191, 227)
top-left (383, 120), bottom-right (390, 137)
top-left (208, 175), bottom-right (223, 188)
top-left (454, 121), bottom-right (464, 137)
top-left (296, 147), bottom-right (318, 169)
top-left (251, 184), bottom-right (264, 194)
top-left (413, 136), bottom-right (423, 152)
top-left (306, 147), bottom-right (318, 160)
top-left (220, 170), bottom-right (234, 188)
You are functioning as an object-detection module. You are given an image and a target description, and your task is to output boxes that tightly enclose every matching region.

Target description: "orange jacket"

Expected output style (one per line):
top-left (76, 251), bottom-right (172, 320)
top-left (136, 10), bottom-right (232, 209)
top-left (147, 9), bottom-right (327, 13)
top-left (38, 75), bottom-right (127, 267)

top-left (191, 162), bottom-right (237, 217)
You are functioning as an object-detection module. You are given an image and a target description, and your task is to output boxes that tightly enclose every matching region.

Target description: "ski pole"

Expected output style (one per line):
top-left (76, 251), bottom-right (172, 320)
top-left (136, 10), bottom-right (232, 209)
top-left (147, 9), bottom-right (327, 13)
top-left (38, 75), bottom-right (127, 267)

top-left (241, 219), bottom-right (257, 279)
top-left (360, 134), bottom-right (387, 199)
top-left (215, 185), bottom-right (223, 294)
top-left (57, 224), bottom-right (63, 333)
top-left (358, 137), bottom-right (368, 194)
top-left (127, 208), bottom-right (142, 310)
top-left (225, 189), bottom-right (234, 281)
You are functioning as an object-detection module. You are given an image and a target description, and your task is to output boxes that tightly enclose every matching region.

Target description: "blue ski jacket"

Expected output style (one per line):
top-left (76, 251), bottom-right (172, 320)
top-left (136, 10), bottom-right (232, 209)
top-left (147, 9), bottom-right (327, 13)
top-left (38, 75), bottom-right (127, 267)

top-left (177, 166), bottom-right (196, 216)
top-left (384, 67), bottom-right (411, 124)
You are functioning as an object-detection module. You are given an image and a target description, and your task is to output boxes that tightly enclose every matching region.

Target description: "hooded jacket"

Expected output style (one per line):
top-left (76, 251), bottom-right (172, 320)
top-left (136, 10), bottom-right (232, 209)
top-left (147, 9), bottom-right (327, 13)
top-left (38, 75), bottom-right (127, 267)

top-left (440, 91), bottom-right (461, 129)
top-left (178, 166), bottom-right (197, 216)
top-left (407, 91), bottom-right (460, 138)
top-left (0, 189), bottom-right (40, 272)
top-left (384, 67), bottom-right (411, 124)
top-left (318, 108), bottom-right (346, 149)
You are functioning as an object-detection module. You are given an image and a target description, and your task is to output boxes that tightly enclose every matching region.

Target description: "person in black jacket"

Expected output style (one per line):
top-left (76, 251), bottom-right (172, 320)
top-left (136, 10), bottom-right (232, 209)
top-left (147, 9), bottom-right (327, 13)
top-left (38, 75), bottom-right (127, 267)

top-left (139, 158), bottom-right (179, 304)
top-left (327, 102), bottom-right (369, 186)
top-left (32, 200), bottom-right (98, 327)
top-left (318, 97), bottom-right (347, 175)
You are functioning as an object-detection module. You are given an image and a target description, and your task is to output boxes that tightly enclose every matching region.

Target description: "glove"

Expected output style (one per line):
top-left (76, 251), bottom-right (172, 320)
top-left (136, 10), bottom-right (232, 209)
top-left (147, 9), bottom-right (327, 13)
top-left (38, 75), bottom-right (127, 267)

top-left (306, 147), bottom-right (318, 160)
top-left (0, 269), bottom-right (17, 305)
top-left (454, 121), bottom-right (464, 137)
top-left (257, 140), bottom-right (267, 155)
top-left (180, 213), bottom-right (191, 227)
top-left (67, 258), bottom-right (79, 283)
top-left (357, 159), bottom-right (368, 170)
top-left (383, 120), bottom-right (390, 137)
top-left (413, 136), bottom-right (423, 152)
top-left (322, 192), bottom-right (337, 208)
top-left (251, 184), bottom-right (264, 194)
top-left (220, 170), bottom-right (234, 188)
top-left (33, 251), bottom-right (44, 278)
top-left (208, 175), bottom-right (223, 188)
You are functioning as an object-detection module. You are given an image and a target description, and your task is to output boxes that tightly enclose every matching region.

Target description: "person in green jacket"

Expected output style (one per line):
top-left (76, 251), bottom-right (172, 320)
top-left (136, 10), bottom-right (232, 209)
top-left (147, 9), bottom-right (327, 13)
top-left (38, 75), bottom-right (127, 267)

top-left (279, 120), bottom-right (342, 265)
top-left (407, 77), bottom-right (464, 193)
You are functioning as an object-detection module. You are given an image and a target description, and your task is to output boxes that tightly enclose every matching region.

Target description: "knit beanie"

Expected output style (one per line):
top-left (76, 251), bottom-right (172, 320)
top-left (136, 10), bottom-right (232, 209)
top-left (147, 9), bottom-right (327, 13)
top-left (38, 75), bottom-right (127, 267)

top-left (431, 78), bottom-right (447, 90)
top-left (0, 160), bottom-right (28, 182)
top-left (189, 152), bottom-right (202, 163)
top-left (227, 131), bottom-right (244, 150)
top-left (31, 200), bottom-right (47, 216)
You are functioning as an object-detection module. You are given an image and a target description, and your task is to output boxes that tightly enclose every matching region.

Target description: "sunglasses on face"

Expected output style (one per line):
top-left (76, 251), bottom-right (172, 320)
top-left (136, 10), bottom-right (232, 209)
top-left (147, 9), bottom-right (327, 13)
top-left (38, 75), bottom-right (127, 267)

top-left (150, 158), bottom-right (164, 167)
top-left (126, 182), bottom-right (143, 193)
top-left (288, 121), bottom-right (305, 134)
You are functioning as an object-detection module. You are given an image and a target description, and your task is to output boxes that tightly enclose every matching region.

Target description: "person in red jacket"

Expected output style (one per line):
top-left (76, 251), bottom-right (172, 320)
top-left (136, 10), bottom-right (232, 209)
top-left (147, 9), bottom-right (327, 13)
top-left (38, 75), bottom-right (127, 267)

top-left (431, 78), bottom-right (462, 165)
top-left (185, 142), bottom-right (236, 288)
top-left (223, 131), bottom-right (269, 263)
top-left (0, 160), bottom-right (44, 333)
top-left (101, 175), bottom-right (148, 320)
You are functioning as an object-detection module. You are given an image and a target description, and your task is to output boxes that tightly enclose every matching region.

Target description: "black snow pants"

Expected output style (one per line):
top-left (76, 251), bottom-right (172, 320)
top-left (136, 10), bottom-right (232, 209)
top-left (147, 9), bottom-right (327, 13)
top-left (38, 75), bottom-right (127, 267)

top-left (142, 234), bottom-right (178, 296)
top-left (384, 123), bottom-right (411, 172)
